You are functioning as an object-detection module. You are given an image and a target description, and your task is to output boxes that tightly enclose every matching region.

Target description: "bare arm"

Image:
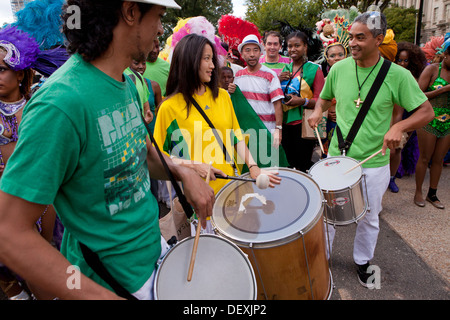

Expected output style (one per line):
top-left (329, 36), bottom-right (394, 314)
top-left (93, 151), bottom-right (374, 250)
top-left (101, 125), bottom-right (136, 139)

top-left (273, 99), bottom-right (283, 148)
top-left (417, 63), bottom-right (450, 99)
top-left (235, 139), bottom-right (281, 188)
top-left (307, 97), bottom-right (333, 129)
top-left (0, 192), bottom-right (120, 300)
top-left (382, 100), bottom-right (435, 154)
top-left (146, 138), bottom-right (215, 227)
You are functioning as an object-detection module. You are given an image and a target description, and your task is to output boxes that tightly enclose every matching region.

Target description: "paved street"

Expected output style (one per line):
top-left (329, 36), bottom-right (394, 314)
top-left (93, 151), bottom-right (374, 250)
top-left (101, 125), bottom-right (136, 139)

top-left (329, 165), bottom-right (449, 300)
top-left (1, 166), bottom-right (448, 301)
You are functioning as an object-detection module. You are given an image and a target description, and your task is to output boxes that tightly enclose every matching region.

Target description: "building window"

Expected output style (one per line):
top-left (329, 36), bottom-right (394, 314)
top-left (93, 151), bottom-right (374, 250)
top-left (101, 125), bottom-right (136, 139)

top-left (433, 7), bottom-right (439, 23)
top-left (446, 4), bottom-right (450, 21)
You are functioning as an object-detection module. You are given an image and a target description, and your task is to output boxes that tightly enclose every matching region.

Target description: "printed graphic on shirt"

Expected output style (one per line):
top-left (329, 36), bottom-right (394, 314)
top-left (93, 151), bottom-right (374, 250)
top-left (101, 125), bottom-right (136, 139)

top-left (96, 98), bottom-right (150, 216)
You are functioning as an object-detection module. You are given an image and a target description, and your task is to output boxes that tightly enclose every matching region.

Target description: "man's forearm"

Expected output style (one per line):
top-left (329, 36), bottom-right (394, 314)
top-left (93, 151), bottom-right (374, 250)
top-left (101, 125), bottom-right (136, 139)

top-left (394, 101), bottom-right (434, 133)
top-left (315, 97), bottom-right (333, 113)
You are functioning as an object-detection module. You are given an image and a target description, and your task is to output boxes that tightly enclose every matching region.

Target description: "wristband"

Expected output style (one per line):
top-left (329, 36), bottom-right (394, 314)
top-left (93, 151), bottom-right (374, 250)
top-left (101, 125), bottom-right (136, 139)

top-left (303, 98), bottom-right (309, 106)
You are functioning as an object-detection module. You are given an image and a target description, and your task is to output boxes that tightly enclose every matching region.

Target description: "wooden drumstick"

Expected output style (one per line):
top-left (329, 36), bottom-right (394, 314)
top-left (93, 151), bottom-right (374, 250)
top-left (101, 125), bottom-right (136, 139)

top-left (344, 149), bottom-right (383, 174)
top-left (315, 126), bottom-right (325, 154)
top-left (187, 162), bottom-right (212, 282)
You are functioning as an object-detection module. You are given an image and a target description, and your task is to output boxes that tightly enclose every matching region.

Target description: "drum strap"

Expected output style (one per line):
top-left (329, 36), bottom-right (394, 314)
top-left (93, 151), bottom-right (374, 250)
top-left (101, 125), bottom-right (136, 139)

top-left (336, 59), bottom-right (391, 155)
top-left (78, 111), bottom-right (196, 300)
top-left (191, 98), bottom-right (236, 168)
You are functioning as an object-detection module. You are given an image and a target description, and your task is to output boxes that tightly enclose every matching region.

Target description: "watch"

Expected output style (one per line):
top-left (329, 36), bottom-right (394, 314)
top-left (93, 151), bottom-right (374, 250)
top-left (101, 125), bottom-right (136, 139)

top-left (275, 125), bottom-right (283, 130)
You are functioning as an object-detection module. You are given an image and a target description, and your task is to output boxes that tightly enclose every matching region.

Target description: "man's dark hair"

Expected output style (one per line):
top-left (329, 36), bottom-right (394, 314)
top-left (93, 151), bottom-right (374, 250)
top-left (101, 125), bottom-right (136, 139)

top-left (263, 31), bottom-right (282, 45)
top-left (62, 0), bottom-right (153, 62)
top-left (166, 34), bottom-right (219, 117)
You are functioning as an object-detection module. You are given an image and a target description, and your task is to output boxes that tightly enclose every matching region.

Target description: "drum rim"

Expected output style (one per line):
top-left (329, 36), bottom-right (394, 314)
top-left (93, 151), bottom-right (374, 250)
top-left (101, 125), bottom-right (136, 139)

top-left (153, 234), bottom-right (258, 300)
top-left (212, 167), bottom-right (325, 248)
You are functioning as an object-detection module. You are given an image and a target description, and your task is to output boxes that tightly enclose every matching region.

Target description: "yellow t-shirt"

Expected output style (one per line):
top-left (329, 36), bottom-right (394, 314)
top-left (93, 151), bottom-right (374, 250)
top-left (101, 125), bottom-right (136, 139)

top-left (154, 87), bottom-right (243, 194)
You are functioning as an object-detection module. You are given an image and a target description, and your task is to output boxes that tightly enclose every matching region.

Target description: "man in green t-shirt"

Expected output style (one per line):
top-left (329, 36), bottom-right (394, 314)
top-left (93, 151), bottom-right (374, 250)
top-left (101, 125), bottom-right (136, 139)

top-left (308, 11), bottom-right (434, 289)
top-left (0, 0), bottom-right (214, 300)
top-left (143, 39), bottom-right (170, 97)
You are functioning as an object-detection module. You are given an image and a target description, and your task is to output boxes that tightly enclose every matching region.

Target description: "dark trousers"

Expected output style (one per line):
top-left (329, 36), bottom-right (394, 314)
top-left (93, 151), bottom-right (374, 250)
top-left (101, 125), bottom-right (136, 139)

top-left (282, 122), bottom-right (316, 172)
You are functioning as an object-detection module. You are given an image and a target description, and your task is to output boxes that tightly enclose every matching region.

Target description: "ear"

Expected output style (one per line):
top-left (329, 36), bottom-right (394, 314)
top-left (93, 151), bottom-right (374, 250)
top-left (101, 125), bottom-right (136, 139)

top-left (375, 34), bottom-right (385, 47)
top-left (121, 1), bottom-right (138, 26)
top-left (16, 70), bottom-right (24, 83)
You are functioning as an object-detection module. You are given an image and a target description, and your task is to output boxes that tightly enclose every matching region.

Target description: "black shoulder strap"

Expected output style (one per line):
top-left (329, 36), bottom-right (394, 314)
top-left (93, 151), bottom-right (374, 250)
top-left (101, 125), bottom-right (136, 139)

top-left (79, 112), bottom-right (196, 300)
top-left (79, 242), bottom-right (138, 300)
top-left (191, 98), bottom-right (235, 166)
top-left (336, 59), bottom-right (391, 155)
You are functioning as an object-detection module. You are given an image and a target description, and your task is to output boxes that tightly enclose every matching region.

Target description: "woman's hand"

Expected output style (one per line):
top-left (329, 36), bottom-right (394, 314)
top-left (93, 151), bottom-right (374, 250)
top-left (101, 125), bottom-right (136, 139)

top-left (249, 166), bottom-right (282, 188)
top-left (283, 95), bottom-right (305, 107)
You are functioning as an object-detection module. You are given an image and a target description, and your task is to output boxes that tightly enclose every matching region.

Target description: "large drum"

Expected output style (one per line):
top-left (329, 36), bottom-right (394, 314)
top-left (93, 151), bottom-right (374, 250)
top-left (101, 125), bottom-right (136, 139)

top-left (212, 168), bottom-right (332, 300)
top-left (153, 234), bottom-right (257, 300)
top-left (309, 156), bottom-right (368, 226)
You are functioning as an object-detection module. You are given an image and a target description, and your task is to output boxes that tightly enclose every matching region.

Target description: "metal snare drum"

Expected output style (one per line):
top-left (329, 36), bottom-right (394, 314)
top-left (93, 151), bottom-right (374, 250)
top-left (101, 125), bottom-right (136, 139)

top-left (309, 156), bottom-right (368, 226)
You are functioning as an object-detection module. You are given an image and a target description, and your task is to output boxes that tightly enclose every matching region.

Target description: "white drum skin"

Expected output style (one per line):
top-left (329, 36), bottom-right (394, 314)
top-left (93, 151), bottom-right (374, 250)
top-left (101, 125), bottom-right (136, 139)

top-left (153, 234), bottom-right (257, 300)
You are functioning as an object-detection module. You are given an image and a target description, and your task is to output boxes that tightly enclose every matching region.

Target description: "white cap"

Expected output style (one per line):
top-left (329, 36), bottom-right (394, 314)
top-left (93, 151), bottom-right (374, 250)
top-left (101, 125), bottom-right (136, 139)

top-left (125, 0), bottom-right (181, 9)
top-left (238, 34), bottom-right (265, 54)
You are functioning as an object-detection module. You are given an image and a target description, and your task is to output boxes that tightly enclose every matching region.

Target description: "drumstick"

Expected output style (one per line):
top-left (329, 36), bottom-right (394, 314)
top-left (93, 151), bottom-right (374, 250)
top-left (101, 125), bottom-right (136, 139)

top-left (344, 149), bottom-right (383, 174)
top-left (215, 174), bottom-right (256, 183)
top-left (187, 162), bottom-right (212, 282)
top-left (315, 126), bottom-right (325, 154)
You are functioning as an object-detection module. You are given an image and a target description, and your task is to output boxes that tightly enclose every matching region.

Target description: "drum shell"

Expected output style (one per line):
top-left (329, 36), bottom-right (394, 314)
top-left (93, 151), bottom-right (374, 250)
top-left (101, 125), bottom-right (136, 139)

top-left (240, 218), bottom-right (331, 300)
top-left (309, 156), bottom-right (368, 225)
top-left (322, 176), bottom-right (367, 225)
top-left (212, 168), bottom-right (331, 300)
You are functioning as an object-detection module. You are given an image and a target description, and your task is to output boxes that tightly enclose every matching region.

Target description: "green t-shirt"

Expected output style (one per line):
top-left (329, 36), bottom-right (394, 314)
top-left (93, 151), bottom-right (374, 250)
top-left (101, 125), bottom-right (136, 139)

top-left (320, 57), bottom-right (427, 167)
top-left (0, 54), bottom-right (161, 293)
top-left (143, 58), bottom-right (170, 97)
top-left (124, 68), bottom-right (150, 108)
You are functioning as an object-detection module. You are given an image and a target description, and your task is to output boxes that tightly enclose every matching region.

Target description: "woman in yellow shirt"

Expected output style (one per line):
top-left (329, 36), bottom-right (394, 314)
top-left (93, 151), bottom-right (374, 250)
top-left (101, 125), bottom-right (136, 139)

top-left (154, 34), bottom-right (280, 194)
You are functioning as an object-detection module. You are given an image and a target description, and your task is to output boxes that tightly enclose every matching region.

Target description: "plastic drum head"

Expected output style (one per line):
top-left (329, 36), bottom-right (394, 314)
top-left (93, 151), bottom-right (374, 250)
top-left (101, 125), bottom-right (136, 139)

top-left (212, 168), bottom-right (323, 247)
top-left (309, 156), bottom-right (362, 191)
top-left (154, 235), bottom-right (257, 300)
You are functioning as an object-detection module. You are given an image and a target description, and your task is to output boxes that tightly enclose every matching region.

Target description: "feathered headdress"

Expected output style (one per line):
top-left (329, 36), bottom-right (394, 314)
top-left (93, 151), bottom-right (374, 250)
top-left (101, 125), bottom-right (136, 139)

top-left (317, 7), bottom-right (359, 63)
top-left (11, 0), bottom-right (66, 51)
top-left (218, 15), bottom-right (261, 51)
top-left (421, 36), bottom-right (445, 63)
top-left (160, 16), bottom-right (227, 66)
top-left (0, 26), bottom-right (68, 77)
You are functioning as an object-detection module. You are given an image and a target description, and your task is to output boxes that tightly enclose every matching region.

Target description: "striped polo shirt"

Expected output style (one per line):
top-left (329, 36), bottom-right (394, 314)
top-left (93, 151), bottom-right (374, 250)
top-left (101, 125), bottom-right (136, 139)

top-left (259, 55), bottom-right (291, 76)
top-left (234, 65), bottom-right (284, 133)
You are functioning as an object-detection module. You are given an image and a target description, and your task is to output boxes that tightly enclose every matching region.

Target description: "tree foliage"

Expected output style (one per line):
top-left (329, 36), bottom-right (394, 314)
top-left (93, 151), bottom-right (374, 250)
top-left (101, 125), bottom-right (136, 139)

top-left (384, 4), bottom-right (418, 43)
top-left (319, 0), bottom-right (391, 12)
top-left (161, 0), bottom-right (233, 43)
top-left (245, 0), bottom-right (323, 34)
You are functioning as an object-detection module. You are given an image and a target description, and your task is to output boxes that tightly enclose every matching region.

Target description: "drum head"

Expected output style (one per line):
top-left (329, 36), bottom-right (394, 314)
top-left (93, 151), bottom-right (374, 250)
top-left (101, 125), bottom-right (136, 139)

top-left (212, 168), bottom-right (323, 246)
top-left (154, 235), bottom-right (256, 300)
top-left (309, 156), bottom-right (362, 191)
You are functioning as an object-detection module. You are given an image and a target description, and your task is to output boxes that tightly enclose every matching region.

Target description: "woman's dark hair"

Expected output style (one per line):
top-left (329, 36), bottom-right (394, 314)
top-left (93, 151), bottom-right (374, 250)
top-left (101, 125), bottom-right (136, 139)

top-left (286, 31), bottom-right (308, 47)
top-left (62, 0), bottom-right (153, 62)
top-left (21, 68), bottom-right (34, 100)
top-left (395, 41), bottom-right (427, 79)
top-left (166, 34), bottom-right (220, 117)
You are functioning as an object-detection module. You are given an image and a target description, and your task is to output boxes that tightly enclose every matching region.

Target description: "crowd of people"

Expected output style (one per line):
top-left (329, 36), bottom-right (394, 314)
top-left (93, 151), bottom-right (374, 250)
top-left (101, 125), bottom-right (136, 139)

top-left (0, 0), bottom-right (448, 300)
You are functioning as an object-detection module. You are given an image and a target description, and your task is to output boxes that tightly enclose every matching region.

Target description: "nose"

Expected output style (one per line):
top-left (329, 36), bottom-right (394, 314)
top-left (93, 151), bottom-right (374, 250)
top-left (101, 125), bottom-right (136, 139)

top-left (157, 21), bottom-right (164, 37)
